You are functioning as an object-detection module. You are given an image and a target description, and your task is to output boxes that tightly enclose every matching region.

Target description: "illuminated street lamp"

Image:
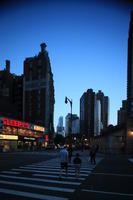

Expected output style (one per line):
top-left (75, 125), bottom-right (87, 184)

top-left (130, 129), bottom-right (133, 136)
top-left (65, 96), bottom-right (72, 145)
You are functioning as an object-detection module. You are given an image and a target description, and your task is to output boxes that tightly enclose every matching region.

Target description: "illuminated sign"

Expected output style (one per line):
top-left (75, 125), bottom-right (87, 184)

top-left (3, 118), bottom-right (29, 129)
top-left (34, 125), bottom-right (45, 132)
top-left (0, 117), bottom-right (45, 134)
top-left (24, 137), bottom-right (36, 140)
top-left (0, 134), bottom-right (18, 140)
top-left (45, 134), bottom-right (48, 142)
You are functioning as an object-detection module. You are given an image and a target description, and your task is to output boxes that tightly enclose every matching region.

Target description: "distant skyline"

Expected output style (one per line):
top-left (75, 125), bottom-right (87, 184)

top-left (0, 0), bottom-right (133, 128)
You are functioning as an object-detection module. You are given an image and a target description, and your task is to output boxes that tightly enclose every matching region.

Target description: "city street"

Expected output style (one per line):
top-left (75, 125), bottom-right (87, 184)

top-left (0, 150), bottom-right (59, 171)
top-left (0, 150), bottom-right (133, 199)
top-left (71, 153), bottom-right (133, 200)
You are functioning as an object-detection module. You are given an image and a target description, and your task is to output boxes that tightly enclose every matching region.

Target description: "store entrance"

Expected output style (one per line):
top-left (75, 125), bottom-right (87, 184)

top-left (17, 140), bottom-right (37, 151)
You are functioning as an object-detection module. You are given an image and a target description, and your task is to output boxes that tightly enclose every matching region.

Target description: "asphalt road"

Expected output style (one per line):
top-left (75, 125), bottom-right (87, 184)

top-left (71, 154), bottom-right (133, 200)
top-left (0, 151), bottom-right (133, 200)
top-left (0, 150), bottom-right (59, 171)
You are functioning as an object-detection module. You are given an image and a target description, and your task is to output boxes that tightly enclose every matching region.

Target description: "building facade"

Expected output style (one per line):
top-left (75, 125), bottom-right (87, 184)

top-left (80, 89), bottom-right (95, 138)
top-left (0, 60), bottom-right (23, 120)
top-left (80, 88), bottom-right (109, 139)
top-left (117, 100), bottom-right (127, 125)
top-left (65, 113), bottom-right (80, 136)
top-left (126, 11), bottom-right (133, 153)
top-left (71, 115), bottom-right (80, 134)
top-left (127, 11), bottom-right (133, 120)
top-left (0, 116), bottom-right (45, 152)
top-left (23, 43), bottom-right (55, 140)
top-left (94, 98), bottom-right (101, 136)
top-left (56, 116), bottom-right (64, 136)
top-left (96, 90), bottom-right (109, 129)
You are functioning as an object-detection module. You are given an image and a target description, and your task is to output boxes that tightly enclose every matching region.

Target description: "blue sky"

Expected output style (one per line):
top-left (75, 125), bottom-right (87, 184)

top-left (0, 0), bottom-right (133, 128)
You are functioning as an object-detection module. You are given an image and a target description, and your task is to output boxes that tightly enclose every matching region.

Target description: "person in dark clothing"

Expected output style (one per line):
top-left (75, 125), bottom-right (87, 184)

top-left (89, 144), bottom-right (99, 165)
top-left (68, 145), bottom-right (73, 163)
top-left (73, 153), bottom-right (82, 178)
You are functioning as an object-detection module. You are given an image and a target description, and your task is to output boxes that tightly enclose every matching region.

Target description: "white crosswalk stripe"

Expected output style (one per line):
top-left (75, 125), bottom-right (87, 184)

top-left (11, 168), bottom-right (90, 177)
top-left (0, 174), bottom-right (81, 185)
top-left (0, 154), bottom-right (103, 199)
top-left (27, 164), bottom-right (94, 170)
top-left (19, 166), bottom-right (92, 173)
top-left (32, 173), bottom-right (85, 180)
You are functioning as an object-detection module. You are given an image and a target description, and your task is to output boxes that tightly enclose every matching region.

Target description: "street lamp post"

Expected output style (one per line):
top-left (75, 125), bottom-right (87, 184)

top-left (65, 96), bottom-right (72, 145)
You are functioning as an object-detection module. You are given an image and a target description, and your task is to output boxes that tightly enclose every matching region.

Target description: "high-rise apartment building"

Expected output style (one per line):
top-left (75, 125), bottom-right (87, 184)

top-left (71, 115), bottom-right (80, 134)
top-left (125, 11), bottom-right (133, 153)
top-left (127, 11), bottom-right (133, 123)
top-left (96, 90), bottom-right (109, 129)
top-left (94, 98), bottom-right (101, 136)
top-left (80, 88), bottom-right (109, 138)
top-left (56, 116), bottom-right (64, 136)
top-left (58, 116), bottom-right (63, 127)
top-left (23, 43), bottom-right (55, 139)
top-left (80, 89), bottom-right (95, 138)
top-left (117, 100), bottom-right (127, 125)
top-left (65, 114), bottom-right (80, 136)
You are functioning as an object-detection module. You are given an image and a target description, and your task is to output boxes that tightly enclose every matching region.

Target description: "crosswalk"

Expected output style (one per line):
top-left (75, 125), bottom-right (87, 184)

top-left (0, 154), bottom-right (103, 200)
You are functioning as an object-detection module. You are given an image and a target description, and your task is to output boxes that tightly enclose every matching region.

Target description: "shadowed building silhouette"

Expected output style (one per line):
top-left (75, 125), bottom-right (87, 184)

top-left (23, 43), bottom-right (55, 141)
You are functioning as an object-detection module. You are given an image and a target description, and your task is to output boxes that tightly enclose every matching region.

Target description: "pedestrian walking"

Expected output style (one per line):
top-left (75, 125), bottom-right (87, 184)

top-left (68, 144), bottom-right (73, 163)
top-left (89, 144), bottom-right (98, 165)
top-left (73, 153), bottom-right (82, 178)
top-left (59, 145), bottom-right (69, 180)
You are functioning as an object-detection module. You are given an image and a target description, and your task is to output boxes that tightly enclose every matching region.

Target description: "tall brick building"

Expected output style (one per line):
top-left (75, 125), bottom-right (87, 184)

top-left (0, 60), bottom-right (23, 120)
top-left (23, 43), bottom-right (55, 140)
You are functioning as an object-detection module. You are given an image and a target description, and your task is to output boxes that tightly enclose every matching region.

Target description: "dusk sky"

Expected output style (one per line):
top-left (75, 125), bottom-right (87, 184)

top-left (0, 0), bottom-right (133, 129)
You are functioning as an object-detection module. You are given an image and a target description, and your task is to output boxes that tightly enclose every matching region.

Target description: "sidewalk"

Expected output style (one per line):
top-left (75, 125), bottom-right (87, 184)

top-left (70, 154), bottom-right (133, 200)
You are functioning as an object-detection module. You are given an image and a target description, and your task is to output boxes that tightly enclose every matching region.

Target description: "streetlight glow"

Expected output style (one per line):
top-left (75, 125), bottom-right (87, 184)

top-left (130, 130), bottom-right (133, 135)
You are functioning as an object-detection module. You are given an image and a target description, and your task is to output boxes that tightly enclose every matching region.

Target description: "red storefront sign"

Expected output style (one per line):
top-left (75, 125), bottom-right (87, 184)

top-left (2, 117), bottom-right (30, 129)
top-left (45, 134), bottom-right (48, 142)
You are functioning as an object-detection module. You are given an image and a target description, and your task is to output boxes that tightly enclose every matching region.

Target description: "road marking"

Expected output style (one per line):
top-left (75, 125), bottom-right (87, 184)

top-left (33, 173), bottom-right (85, 181)
top-left (11, 169), bottom-right (89, 177)
top-left (0, 188), bottom-right (68, 200)
top-left (0, 180), bottom-right (74, 193)
top-left (0, 174), bottom-right (81, 185)
top-left (91, 172), bottom-right (133, 177)
top-left (19, 166), bottom-right (91, 173)
top-left (27, 164), bottom-right (94, 170)
top-left (82, 189), bottom-right (133, 197)
top-left (1, 171), bottom-right (20, 175)
top-left (24, 165), bottom-right (93, 171)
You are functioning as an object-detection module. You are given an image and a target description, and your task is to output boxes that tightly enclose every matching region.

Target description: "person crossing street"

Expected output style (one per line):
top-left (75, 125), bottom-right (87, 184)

top-left (59, 145), bottom-right (69, 180)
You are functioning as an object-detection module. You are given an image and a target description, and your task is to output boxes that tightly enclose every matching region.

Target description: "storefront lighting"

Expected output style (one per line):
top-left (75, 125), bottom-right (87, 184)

top-left (0, 134), bottom-right (18, 140)
top-left (34, 125), bottom-right (45, 132)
